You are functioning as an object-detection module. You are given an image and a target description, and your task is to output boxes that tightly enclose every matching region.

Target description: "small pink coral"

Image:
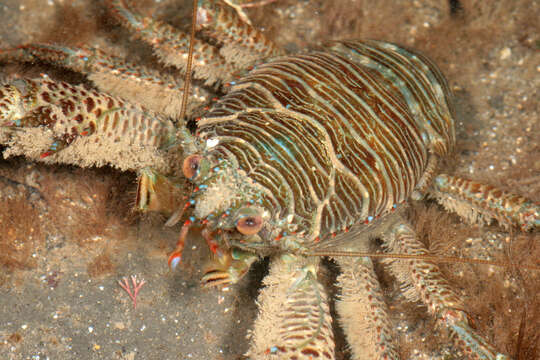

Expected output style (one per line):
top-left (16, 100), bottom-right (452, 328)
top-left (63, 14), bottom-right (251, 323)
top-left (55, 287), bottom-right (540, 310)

top-left (118, 275), bottom-right (146, 309)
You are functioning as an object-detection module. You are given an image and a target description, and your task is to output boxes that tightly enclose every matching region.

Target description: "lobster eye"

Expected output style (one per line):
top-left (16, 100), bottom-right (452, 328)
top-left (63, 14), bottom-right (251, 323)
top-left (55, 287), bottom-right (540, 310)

top-left (237, 215), bottom-right (263, 235)
top-left (182, 154), bottom-right (209, 180)
top-left (235, 207), bottom-right (264, 235)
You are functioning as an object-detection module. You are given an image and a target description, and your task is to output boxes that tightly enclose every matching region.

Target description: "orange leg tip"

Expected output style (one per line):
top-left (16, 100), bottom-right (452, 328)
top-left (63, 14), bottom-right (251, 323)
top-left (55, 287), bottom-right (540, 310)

top-left (168, 252), bottom-right (182, 270)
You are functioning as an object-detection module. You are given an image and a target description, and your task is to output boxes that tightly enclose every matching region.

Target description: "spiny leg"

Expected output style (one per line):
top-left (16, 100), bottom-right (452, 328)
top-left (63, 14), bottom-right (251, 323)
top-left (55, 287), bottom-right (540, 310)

top-left (107, 0), bottom-right (233, 85)
top-left (222, 0), bottom-right (257, 24)
top-left (0, 44), bottom-right (209, 118)
top-left (0, 78), bottom-right (178, 172)
top-left (224, 0), bottom-right (280, 25)
top-left (382, 221), bottom-right (511, 360)
top-left (334, 256), bottom-right (399, 360)
top-left (431, 174), bottom-right (539, 231)
top-left (247, 255), bottom-right (334, 359)
top-left (197, 0), bottom-right (284, 68)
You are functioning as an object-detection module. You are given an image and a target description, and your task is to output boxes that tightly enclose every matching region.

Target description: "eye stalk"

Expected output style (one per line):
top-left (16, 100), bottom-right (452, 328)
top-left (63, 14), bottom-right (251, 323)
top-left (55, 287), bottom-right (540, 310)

top-left (182, 154), bottom-right (209, 180)
top-left (235, 207), bottom-right (264, 235)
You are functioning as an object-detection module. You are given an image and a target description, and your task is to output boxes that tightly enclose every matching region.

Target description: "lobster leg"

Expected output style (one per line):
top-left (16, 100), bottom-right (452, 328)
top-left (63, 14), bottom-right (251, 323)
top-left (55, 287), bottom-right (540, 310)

top-left (197, 0), bottom-right (283, 68)
top-left (136, 168), bottom-right (185, 214)
top-left (0, 44), bottom-right (208, 118)
top-left (334, 256), bottom-right (399, 360)
top-left (246, 255), bottom-right (335, 359)
top-left (0, 78), bottom-right (177, 172)
top-left (382, 221), bottom-right (511, 360)
top-left (107, 0), bottom-right (233, 85)
top-left (431, 174), bottom-right (539, 231)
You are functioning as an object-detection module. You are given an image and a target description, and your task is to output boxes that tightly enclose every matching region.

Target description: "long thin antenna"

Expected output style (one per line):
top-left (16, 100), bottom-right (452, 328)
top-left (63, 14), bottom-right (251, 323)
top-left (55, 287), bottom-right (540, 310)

top-left (179, 0), bottom-right (199, 123)
top-left (307, 251), bottom-right (540, 271)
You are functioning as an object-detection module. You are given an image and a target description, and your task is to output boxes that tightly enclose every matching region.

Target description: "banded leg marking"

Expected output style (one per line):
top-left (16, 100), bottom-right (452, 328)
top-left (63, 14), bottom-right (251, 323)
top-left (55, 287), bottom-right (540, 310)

top-left (0, 44), bottom-right (207, 117)
top-left (197, 0), bottom-right (283, 68)
top-left (108, 0), bottom-right (232, 84)
top-left (383, 221), bottom-right (511, 360)
top-left (432, 174), bottom-right (539, 231)
top-left (335, 256), bottom-right (398, 360)
top-left (0, 78), bottom-right (177, 172)
top-left (247, 255), bottom-right (334, 359)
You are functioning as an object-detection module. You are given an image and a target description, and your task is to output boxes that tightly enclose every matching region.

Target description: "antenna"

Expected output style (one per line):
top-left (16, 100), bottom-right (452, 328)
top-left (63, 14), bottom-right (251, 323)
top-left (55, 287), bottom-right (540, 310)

top-left (179, 0), bottom-right (199, 123)
top-left (306, 250), bottom-right (540, 271)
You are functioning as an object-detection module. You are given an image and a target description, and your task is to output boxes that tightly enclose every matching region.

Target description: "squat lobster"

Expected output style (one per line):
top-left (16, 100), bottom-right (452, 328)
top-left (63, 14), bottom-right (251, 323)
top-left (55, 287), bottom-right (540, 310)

top-left (0, 1), bottom-right (538, 359)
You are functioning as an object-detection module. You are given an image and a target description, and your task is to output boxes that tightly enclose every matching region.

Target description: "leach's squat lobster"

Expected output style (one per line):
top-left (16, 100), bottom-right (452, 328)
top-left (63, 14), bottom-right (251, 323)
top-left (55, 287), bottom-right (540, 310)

top-left (0, 1), bottom-right (538, 359)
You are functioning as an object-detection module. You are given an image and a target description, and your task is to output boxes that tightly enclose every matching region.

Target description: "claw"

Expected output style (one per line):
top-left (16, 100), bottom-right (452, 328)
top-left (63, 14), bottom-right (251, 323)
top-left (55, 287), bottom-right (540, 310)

top-left (201, 269), bottom-right (233, 288)
top-left (201, 248), bottom-right (258, 288)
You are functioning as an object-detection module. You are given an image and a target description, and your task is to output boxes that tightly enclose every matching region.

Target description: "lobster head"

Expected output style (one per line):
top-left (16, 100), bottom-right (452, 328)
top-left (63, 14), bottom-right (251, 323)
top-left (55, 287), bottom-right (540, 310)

top-left (162, 135), bottom-right (297, 287)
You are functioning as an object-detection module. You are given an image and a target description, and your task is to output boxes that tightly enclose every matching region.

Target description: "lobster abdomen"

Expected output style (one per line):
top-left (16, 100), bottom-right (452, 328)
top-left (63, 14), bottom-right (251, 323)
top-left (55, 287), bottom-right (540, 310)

top-left (198, 40), bottom-right (455, 240)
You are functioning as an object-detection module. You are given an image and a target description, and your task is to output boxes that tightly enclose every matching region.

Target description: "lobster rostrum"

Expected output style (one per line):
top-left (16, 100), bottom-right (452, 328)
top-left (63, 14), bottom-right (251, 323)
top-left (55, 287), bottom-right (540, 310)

top-left (1, 0), bottom-right (538, 359)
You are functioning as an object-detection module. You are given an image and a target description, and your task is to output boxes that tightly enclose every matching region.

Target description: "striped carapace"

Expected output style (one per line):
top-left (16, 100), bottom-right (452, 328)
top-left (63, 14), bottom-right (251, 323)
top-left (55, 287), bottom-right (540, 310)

top-left (188, 40), bottom-right (456, 247)
top-left (166, 36), bottom-right (537, 359)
